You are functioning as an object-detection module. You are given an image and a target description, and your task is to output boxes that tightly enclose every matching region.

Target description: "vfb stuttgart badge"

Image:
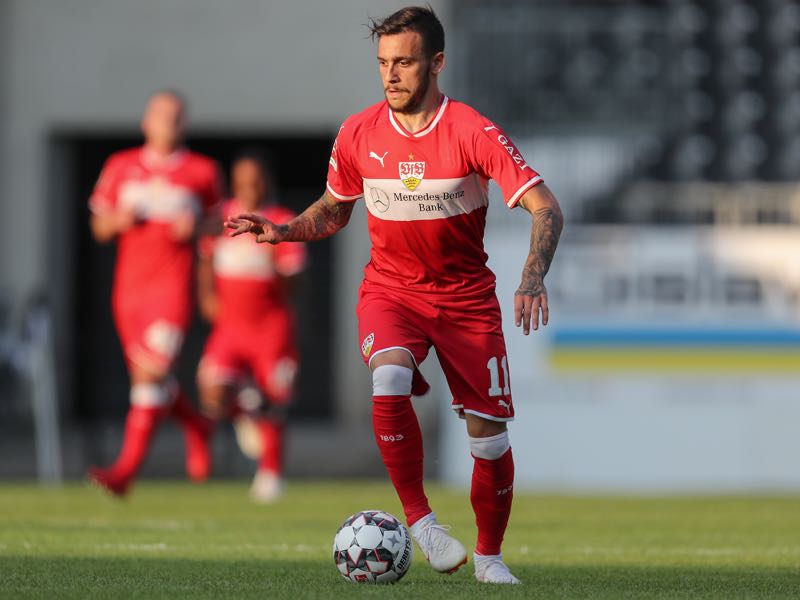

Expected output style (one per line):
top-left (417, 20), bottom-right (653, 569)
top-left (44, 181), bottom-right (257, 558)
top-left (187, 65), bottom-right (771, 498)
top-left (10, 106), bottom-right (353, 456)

top-left (361, 332), bottom-right (375, 357)
top-left (399, 155), bottom-right (425, 191)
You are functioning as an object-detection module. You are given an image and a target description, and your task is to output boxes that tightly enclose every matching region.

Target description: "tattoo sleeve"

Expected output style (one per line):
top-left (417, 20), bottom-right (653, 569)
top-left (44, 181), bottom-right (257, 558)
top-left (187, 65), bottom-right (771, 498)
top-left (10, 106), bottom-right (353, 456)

top-left (279, 192), bottom-right (356, 242)
top-left (517, 206), bottom-right (563, 297)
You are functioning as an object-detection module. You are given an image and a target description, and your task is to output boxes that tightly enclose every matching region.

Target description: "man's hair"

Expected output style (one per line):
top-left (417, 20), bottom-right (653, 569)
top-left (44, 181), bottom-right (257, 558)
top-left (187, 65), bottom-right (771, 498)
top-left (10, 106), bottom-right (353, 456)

top-left (148, 88), bottom-right (188, 116)
top-left (151, 88), bottom-right (187, 106)
top-left (368, 5), bottom-right (445, 58)
top-left (232, 147), bottom-right (276, 189)
top-left (233, 147), bottom-right (272, 173)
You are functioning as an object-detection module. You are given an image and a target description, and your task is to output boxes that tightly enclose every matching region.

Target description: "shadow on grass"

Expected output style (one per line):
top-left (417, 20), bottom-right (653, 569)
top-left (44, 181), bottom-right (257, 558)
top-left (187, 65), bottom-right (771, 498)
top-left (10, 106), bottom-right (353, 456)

top-left (0, 556), bottom-right (798, 599)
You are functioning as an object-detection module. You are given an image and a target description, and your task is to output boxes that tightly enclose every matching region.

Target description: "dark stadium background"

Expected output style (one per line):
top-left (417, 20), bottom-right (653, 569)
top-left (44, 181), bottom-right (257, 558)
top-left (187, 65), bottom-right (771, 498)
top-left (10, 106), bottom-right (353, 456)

top-left (66, 134), bottom-right (335, 421)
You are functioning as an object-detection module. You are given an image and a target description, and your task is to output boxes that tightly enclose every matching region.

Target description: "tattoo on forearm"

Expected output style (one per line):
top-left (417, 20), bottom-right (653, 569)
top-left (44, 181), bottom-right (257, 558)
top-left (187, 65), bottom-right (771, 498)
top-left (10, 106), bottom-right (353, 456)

top-left (517, 207), bottom-right (563, 297)
top-left (281, 196), bottom-right (355, 241)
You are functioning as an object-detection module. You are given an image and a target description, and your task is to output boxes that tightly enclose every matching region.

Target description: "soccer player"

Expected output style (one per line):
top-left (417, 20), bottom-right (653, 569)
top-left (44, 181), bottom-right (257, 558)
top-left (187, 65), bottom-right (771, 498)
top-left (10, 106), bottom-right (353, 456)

top-left (87, 90), bottom-right (220, 496)
top-left (196, 152), bottom-right (306, 502)
top-left (226, 7), bottom-right (563, 584)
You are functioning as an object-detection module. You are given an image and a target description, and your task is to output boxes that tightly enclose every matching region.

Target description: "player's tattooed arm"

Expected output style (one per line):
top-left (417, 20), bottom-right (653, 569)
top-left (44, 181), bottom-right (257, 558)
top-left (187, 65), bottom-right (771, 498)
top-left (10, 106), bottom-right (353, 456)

top-left (515, 183), bottom-right (564, 335)
top-left (225, 191), bottom-right (355, 244)
top-left (281, 191), bottom-right (356, 241)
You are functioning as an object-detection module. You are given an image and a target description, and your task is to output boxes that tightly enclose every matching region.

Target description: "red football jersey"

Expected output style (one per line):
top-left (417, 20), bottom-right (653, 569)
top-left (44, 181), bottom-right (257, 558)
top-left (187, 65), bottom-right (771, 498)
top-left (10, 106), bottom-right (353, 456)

top-left (90, 147), bottom-right (221, 297)
top-left (326, 96), bottom-right (542, 297)
top-left (202, 199), bottom-right (306, 325)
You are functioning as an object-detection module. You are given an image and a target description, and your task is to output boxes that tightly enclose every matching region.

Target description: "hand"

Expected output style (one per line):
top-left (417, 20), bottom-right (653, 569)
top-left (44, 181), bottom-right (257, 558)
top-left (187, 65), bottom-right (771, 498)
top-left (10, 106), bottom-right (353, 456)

top-left (514, 282), bottom-right (548, 335)
top-left (224, 213), bottom-right (287, 244)
top-left (171, 210), bottom-right (197, 241)
top-left (199, 295), bottom-right (220, 322)
top-left (114, 207), bottom-right (138, 233)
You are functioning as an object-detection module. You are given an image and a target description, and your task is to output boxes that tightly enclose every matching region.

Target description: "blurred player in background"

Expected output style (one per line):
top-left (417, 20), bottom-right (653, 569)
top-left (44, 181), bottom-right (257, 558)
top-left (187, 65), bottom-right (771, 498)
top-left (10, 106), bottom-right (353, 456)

top-left (227, 6), bottom-right (563, 584)
top-left (197, 152), bottom-right (306, 503)
top-left (87, 90), bottom-right (220, 496)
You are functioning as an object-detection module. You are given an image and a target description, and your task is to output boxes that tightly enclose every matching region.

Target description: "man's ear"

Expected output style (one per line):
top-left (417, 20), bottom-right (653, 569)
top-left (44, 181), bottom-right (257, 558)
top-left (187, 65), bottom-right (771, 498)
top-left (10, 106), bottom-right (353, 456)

top-left (432, 52), bottom-right (446, 76)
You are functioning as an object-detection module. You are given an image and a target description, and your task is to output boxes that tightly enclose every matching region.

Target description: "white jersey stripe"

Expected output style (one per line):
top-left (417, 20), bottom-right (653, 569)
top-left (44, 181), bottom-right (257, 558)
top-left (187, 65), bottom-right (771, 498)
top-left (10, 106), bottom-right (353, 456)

top-left (118, 179), bottom-right (201, 222)
top-left (362, 174), bottom-right (488, 221)
top-left (326, 182), bottom-right (363, 202)
top-left (414, 95), bottom-right (449, 138)
top-left (506, 175), bottom-right (543, 208)
top-left (388, 111), bottom-right (409, 138)
top-left (387, 96), bottom-right (450, 139)
top-left (213, 235), bottom-right (276, 279)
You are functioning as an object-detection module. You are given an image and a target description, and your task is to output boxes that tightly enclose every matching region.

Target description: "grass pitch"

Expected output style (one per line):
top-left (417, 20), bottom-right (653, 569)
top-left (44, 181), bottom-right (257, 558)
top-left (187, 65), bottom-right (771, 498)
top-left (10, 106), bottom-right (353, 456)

top-left (0, 480), bottom-right (798, 599)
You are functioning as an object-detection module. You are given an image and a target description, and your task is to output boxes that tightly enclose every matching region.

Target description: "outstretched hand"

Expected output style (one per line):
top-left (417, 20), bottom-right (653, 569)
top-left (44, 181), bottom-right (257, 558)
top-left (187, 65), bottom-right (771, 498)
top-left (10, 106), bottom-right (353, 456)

top-left (514, 284), bottom-right (548, 335)
top-left (224, 213), bottom-right (287, 244)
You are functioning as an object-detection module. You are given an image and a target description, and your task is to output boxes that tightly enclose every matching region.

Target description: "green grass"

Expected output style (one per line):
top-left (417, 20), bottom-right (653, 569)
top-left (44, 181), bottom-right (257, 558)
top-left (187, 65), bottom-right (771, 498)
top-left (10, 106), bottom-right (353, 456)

top-left (0, 481), bottom-right (799, 599)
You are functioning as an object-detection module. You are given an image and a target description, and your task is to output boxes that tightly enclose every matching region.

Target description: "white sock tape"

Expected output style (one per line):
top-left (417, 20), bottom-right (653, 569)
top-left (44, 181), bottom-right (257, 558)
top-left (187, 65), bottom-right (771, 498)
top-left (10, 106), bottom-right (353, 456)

top-left (130, 383), bottom-right (170, 408)
top-left (372, 364), bottom-right (413, 397)
top-left (469, 431), bottom-right (510, 460)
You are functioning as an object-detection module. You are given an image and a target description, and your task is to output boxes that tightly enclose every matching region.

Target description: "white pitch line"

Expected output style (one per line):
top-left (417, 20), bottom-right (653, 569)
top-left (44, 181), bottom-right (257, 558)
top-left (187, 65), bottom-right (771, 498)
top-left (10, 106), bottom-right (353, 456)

top-left (94, 543), bottom-right (169, 552)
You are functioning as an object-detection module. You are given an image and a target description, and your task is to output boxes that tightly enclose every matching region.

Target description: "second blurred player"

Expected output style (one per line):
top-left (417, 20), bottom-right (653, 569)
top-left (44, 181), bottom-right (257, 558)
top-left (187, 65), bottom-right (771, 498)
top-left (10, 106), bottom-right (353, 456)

top-left (197, 152), bottom-right (306, 502)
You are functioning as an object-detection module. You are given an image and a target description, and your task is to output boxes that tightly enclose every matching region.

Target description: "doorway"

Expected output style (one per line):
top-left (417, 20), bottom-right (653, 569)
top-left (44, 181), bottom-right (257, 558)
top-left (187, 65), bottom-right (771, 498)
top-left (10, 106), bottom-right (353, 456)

top-left (58, 131), bottom-right (336, 431)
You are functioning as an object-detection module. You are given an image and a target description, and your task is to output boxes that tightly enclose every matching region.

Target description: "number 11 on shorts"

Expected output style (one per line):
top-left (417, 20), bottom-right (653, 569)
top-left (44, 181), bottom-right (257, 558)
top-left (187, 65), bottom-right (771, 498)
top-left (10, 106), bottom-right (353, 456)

top-left (487, 355), bottom-right (510, 397)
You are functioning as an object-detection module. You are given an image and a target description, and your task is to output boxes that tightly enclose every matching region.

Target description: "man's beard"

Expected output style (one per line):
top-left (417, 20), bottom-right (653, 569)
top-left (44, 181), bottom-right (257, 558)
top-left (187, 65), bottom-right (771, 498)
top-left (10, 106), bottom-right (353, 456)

top-left (387, 66), bottom-right (432, 114)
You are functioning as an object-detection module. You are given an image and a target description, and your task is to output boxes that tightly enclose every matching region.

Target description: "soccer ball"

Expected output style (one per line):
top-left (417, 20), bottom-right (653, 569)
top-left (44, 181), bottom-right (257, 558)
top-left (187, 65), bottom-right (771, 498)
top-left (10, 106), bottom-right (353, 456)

top-left (332, 509), bottom-right (413, 584)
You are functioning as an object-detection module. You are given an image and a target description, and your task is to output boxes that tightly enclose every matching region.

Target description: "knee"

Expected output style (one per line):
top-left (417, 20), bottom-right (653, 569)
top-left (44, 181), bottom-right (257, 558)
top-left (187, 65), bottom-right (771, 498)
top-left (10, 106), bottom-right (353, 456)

top-left (372, 364), bottom-right (413, 397)
top-left (131, 362), bottom-right (169, 384)
top-left (199, 384), bottom-right (231, 419)
top-left (465, 413), bottom-right (507, 438)
top-left (469, 431), bottom-right (510, 460)
top-left (370, 348), bottom-right (415, 370)
top-left (130, 382), bottom-right (171, 409)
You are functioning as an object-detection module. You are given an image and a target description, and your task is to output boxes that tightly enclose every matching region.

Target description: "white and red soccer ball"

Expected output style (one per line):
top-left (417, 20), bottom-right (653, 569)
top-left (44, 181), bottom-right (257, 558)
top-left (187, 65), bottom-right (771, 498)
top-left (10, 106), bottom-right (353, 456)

top-left (332, 510), bottom-right (413, 584)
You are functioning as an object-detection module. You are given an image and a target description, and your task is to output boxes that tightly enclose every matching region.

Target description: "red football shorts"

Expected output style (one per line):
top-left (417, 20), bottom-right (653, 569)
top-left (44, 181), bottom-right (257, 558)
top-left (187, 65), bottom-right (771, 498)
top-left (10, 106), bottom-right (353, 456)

top-left (357, 286), bottom-right (514, 422)
top-left (198, 314), bottom-right (298, 406)
top-left (112, 290), bottom-right (190, 375)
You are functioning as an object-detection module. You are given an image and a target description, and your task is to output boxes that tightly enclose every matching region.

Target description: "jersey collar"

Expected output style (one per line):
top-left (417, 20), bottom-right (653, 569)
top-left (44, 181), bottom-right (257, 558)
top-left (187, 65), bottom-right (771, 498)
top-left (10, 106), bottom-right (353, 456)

top-left (388, 95), bottom-right (449, 139)
top-left (141, 146), bottom-right (188, 170)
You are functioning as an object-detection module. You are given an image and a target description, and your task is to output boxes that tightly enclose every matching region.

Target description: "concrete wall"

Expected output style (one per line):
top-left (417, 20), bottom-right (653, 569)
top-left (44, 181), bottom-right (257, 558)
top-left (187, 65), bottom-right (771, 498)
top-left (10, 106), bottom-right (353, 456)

top-left (441, 223), bottom-right (800, 492)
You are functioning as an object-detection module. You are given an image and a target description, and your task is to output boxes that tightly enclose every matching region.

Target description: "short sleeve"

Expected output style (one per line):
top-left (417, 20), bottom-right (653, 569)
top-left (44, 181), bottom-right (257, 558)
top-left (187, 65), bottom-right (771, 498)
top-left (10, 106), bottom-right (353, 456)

top-left (89, 155), bottom-right (122, 213)
top-left (326, 122), bottom-right (363, 202)
top-left (470, 121), bottom-right (543, 208)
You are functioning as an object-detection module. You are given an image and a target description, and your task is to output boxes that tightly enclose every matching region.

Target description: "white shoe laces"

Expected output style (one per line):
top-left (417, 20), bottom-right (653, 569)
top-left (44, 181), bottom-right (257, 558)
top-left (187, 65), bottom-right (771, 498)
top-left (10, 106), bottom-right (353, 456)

top-left (417, 523), bottom-right (453, 555)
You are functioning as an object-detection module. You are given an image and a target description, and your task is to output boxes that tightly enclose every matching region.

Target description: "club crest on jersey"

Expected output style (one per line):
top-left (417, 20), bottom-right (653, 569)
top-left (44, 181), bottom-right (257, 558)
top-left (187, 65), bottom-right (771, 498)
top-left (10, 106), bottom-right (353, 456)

top-left (399, 157), bottom-right (425, 191)
top-left (361, 332), bottom-right (375, 357)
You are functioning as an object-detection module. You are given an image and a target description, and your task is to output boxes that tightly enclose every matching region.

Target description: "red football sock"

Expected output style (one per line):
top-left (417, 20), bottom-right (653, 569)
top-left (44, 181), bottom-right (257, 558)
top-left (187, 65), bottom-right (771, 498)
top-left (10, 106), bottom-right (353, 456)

top-left (471, 448), bottom-right (515, 556)
top-left (256, 418), bottom-right (285, 475)
top-left (107, 405), bottom-right (165, 483)
top-left (169, 386), bottom-right (212, 481)
top-left (372, 395), bottom-right (431, 526)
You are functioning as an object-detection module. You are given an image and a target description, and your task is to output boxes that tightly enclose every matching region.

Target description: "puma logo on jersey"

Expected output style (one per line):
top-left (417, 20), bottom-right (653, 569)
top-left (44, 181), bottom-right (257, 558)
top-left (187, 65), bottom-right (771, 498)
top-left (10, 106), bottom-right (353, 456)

top-left (369, 151), bottom-right (389, 167)
top-left (497, 399), bottom-right (511, 413)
